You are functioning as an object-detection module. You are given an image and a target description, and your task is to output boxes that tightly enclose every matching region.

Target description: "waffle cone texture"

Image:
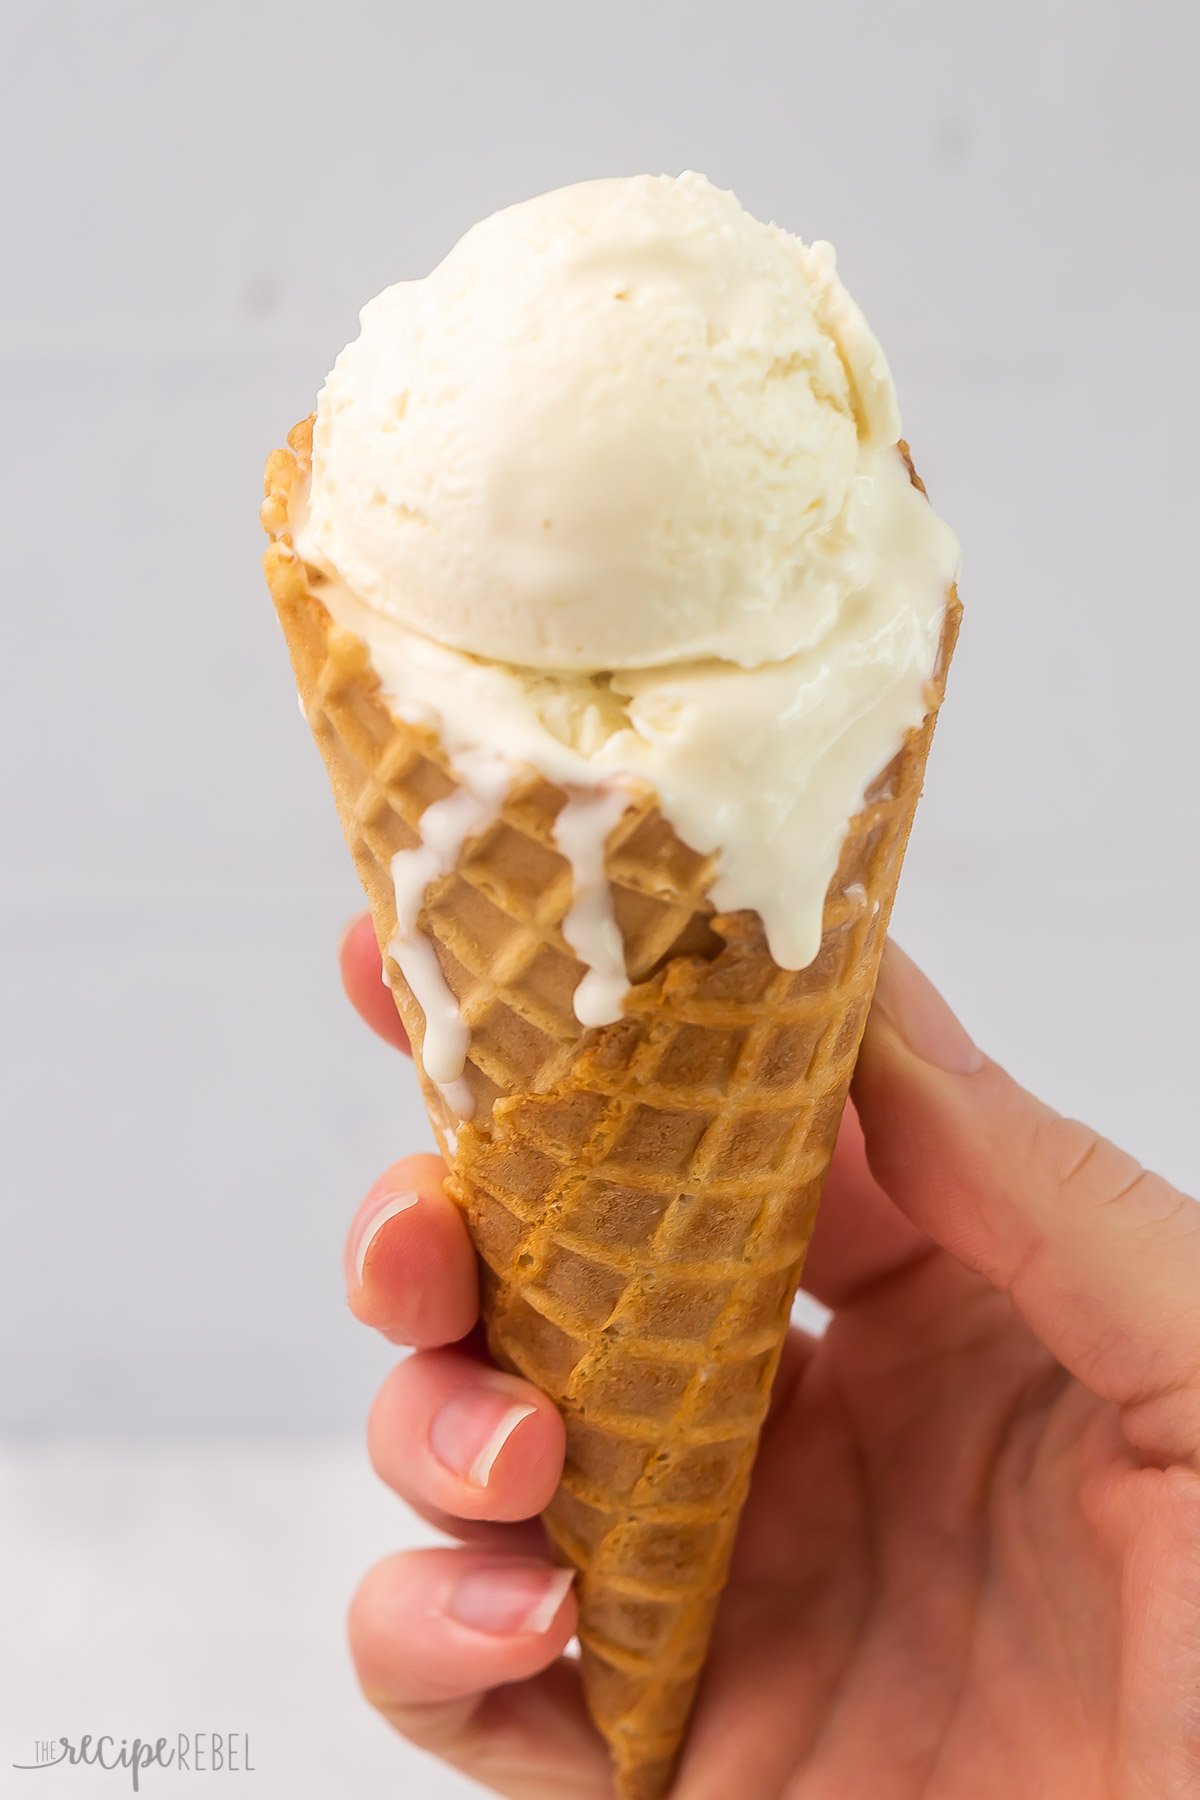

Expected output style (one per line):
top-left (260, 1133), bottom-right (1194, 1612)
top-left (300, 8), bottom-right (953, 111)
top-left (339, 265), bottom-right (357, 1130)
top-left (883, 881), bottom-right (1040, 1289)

top-left (263, 417), bottom-right (959, 1800)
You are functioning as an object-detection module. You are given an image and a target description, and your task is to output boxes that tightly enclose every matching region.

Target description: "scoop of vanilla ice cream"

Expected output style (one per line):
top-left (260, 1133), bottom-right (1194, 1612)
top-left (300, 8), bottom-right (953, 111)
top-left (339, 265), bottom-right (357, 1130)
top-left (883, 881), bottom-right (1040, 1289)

top-left (302, 172), bottom-right (902, 672)
top-left (289, 172), bottom-right (960, 991)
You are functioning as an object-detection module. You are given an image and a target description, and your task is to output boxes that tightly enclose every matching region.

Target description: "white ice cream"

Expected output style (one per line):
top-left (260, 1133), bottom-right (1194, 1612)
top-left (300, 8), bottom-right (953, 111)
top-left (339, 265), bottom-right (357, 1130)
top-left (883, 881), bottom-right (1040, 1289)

top-left (304, 172), bottom-right (901, 672)
top-left (291, 173), bottom-right (959, 1086)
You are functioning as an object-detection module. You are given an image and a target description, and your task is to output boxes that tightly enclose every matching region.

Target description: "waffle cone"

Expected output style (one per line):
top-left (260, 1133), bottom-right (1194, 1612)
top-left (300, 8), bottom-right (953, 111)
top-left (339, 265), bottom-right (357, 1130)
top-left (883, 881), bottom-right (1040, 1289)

top-left (263, 418), bottom-right (959, 1799)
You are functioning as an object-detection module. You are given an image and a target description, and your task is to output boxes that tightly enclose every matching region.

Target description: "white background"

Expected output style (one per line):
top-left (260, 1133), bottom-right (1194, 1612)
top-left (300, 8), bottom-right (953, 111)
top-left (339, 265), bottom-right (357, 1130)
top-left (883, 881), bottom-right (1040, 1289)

top-left (2, 2), bottom-right (1197, 1795)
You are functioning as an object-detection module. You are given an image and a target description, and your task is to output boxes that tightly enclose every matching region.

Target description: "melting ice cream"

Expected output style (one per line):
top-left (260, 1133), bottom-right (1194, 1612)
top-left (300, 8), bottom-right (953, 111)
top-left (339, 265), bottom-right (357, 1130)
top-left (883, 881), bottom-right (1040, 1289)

top-left (290, 172), bottom-right (960, 1109)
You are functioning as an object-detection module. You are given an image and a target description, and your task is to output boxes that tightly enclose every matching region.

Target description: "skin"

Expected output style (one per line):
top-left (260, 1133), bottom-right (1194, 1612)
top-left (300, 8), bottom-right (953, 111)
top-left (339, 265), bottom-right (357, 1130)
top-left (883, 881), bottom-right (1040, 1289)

top-left (337, 915), bottom-right (1200, 1800)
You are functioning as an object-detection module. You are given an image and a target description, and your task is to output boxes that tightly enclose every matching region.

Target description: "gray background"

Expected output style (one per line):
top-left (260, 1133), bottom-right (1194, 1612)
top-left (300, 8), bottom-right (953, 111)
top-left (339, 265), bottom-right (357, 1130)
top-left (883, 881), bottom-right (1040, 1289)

top-left (2, 1), bottom-right (1197, 1793)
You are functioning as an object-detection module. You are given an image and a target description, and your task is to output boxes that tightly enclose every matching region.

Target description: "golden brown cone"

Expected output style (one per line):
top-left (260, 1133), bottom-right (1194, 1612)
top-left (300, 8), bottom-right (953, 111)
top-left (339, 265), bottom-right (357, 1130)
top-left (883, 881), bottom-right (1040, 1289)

top-left (263, 417), bottom-right (959, 1799)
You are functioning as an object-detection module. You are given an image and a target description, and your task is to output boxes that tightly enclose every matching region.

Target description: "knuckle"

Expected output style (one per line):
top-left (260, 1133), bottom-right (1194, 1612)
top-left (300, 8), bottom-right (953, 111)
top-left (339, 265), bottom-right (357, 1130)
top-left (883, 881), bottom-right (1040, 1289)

top-left (1036, 1112), bottom-right (1147, 1210)
top-left (374, 1695), bottom-right (479, 1755)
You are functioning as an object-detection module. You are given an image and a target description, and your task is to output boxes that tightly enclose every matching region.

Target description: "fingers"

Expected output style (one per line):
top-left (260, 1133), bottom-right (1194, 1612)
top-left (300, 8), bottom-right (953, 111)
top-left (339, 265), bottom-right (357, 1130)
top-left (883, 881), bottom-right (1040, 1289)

top-left (800, 1100), bottom-right (933, 1307)
top-left (350, 1548), bottom-right (609, 1800)
top-left (346, 1154), bottom-right (479, 1347)
top-left (854, 942), bottom-right (1200, 1462)
top-left (369, 1350), bottom-right (565, 1525)
top-left (340, 912), bottom-right (411, 1053)
top-left (351, 1161), bottom-right (562, 1542)
top-left (339, 907), bottom-right (605, 1799)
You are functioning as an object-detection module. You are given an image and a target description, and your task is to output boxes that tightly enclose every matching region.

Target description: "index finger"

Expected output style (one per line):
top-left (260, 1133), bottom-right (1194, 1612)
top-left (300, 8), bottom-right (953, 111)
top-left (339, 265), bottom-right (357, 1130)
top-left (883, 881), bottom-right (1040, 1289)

top-left (340, 913), bottom-right (411, 1052)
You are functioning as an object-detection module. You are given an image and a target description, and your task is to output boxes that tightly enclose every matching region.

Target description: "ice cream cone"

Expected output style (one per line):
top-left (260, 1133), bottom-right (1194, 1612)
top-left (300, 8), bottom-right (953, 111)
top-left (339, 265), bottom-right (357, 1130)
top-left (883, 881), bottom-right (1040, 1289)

top-left (264, 416), bottom-right (958, 1798)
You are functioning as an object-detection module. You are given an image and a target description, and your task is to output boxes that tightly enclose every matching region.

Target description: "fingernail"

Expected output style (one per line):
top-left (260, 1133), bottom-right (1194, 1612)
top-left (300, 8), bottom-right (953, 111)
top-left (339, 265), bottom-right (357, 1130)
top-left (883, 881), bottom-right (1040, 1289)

top-left (873, 944), bottom-right (985, 1075)
top-left (352, 1192), bottom-right (420, 1286)
top-left (446, 1563), bottom-right (575, 1637)
top-left (429, 1389), bottom-right (537, 1487)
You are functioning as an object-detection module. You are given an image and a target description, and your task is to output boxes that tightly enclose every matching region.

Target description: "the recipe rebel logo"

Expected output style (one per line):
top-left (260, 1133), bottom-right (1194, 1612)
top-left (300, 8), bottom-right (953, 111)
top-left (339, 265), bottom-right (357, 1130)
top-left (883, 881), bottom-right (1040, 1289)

top-left (12, 1734), bottom-right (255, 1789)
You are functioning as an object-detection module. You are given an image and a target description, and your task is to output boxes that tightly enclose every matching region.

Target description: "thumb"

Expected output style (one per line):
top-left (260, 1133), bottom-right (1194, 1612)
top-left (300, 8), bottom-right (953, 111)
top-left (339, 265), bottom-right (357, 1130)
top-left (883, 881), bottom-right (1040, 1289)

top-left (854, 943), bottom-right (1200, 1466)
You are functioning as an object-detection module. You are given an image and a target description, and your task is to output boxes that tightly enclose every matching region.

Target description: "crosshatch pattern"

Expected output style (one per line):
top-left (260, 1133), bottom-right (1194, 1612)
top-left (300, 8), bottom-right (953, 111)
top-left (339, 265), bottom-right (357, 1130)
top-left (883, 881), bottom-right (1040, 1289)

top-left (264, 420), bottom-right (960, 1800)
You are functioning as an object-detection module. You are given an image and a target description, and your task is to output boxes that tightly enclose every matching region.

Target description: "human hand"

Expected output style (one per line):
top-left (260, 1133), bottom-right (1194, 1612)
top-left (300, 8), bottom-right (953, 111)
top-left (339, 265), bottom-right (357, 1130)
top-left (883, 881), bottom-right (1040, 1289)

top-left (338, 915), bottom-right (1200, 1799)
